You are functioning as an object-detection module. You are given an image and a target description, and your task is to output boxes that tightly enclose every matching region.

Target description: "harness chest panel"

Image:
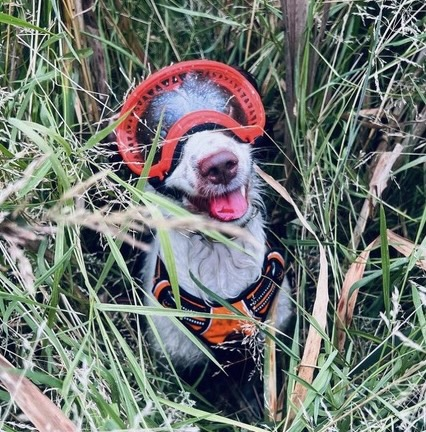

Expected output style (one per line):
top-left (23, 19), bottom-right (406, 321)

top-left (152, 250), bottom-right (286, 348)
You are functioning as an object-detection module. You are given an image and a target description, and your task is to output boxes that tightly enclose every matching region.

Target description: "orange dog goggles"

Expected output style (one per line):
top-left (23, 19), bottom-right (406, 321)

top-left (115, 60), bottom-right (266, 182)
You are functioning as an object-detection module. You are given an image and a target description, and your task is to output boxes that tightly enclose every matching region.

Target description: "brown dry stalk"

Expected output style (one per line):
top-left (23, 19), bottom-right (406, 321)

top-left (279, 0), bottom-right (309, 183)
top-left (337, 229), bottom-right (426, 352)
top-left (336, 238), bottom-right (378, 352)
top-left (254, 166), bottom-right (329, 424)
top-left (264, 293), bottom-right (279, 421)
top-left (280, 0), bottom-right (308, 113)
top-left (0, 354), bottom-right (77, 432)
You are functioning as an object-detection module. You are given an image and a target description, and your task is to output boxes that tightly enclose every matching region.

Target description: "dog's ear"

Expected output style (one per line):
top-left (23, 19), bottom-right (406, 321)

top-left (253, 129), bottom-right (279, 162)
top-left (232, 66), bottom-right (261, 94)
top-left (231, 65), bottom-right (279, 162)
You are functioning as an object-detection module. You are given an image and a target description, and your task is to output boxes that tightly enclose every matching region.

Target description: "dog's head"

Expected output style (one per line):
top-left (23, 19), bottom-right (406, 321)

top-left (116, 60), bottom-right (266, 225)
top-left (165, 128), bottom-right (255, 223)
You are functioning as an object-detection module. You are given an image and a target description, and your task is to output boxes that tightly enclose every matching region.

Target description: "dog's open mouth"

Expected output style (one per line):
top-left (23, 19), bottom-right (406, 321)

top-left (188, 185), bottom-right (249, 222)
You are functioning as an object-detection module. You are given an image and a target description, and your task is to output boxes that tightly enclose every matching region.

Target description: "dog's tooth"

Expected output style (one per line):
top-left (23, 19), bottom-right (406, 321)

top-left (240, 185), bottom-right (247, 198)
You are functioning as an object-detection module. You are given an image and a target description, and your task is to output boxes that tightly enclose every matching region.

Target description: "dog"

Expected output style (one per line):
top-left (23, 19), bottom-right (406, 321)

top-left (116, 60), bottom-right (292, 372)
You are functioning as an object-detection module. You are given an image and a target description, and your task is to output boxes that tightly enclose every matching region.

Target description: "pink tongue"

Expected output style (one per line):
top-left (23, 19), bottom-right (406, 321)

top-left (209, 189), bottom-right (248, 221)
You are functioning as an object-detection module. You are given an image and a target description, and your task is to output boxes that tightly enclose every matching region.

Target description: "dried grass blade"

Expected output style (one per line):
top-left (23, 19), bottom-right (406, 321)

top-left (351, 143), bottom-right (403, 250)
top-left (0, 354), bottom-right (77, 432)
top-left (0, 157), bottom-right (45, 206)
top-left (387, 230), bottom-right (426, 271)
top-left (369, 144), bottom-right (403, 206)
top-left (337, 230), bottom-right (425, 351)
top-left (336, 238), bottom-right (379, 352)
top-left (264, 295), bottom-right (278, 422)
top-left (254, 166), bottom-right (329, 421)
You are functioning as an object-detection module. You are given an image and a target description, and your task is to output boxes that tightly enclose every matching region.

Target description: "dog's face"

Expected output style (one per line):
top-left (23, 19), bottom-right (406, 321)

top-left (116, 62), bottom-right (266, 224)
top-left (164, 129), bottom-right (257, 225)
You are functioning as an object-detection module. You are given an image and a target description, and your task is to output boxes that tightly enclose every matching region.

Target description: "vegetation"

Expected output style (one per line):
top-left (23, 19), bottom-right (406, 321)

top-left (1, 0), bottom-right (425, 430)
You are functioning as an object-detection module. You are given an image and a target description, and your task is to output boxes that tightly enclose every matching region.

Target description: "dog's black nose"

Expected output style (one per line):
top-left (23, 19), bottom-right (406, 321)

top-left (199, 151), bottom-right (239, 185)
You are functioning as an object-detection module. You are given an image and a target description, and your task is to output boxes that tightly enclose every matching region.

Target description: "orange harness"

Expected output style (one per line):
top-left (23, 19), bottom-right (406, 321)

top-left (152, 250), bottom-right (285, 348)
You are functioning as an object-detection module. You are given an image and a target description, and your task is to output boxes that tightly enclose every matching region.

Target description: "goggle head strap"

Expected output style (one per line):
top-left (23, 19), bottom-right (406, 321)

top-left (124, 110), bottom-right (264, 182)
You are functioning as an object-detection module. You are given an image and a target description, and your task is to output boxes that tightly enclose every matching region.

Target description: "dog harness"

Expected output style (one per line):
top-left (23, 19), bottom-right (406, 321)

top-left (152, 249), bottom-right (286, 348)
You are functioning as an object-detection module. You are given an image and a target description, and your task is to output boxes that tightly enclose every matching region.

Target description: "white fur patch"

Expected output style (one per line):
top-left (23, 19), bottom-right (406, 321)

top-left (165, 130), bottom-right (252, 196)
top-left (143, 130), bottom-right (292, 367)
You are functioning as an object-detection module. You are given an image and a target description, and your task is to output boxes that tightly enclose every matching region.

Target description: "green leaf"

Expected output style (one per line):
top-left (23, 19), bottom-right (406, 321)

top-left (159, 5), bottom-right (243, 27)
top-left (0, 12), bottom-right (51, 33)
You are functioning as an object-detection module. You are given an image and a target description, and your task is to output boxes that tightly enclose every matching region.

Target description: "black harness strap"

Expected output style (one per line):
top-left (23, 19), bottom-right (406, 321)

top-left (152, 249), bottom-right (286, 348)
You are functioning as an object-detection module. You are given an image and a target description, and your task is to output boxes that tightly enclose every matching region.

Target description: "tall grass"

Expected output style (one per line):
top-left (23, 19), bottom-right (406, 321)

top-left (1, 0), bottom-right (425, 431)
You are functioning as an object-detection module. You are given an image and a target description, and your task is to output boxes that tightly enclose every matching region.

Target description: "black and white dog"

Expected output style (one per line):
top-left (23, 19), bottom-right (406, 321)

top-left (116, 60), bottom-right (292, 370)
